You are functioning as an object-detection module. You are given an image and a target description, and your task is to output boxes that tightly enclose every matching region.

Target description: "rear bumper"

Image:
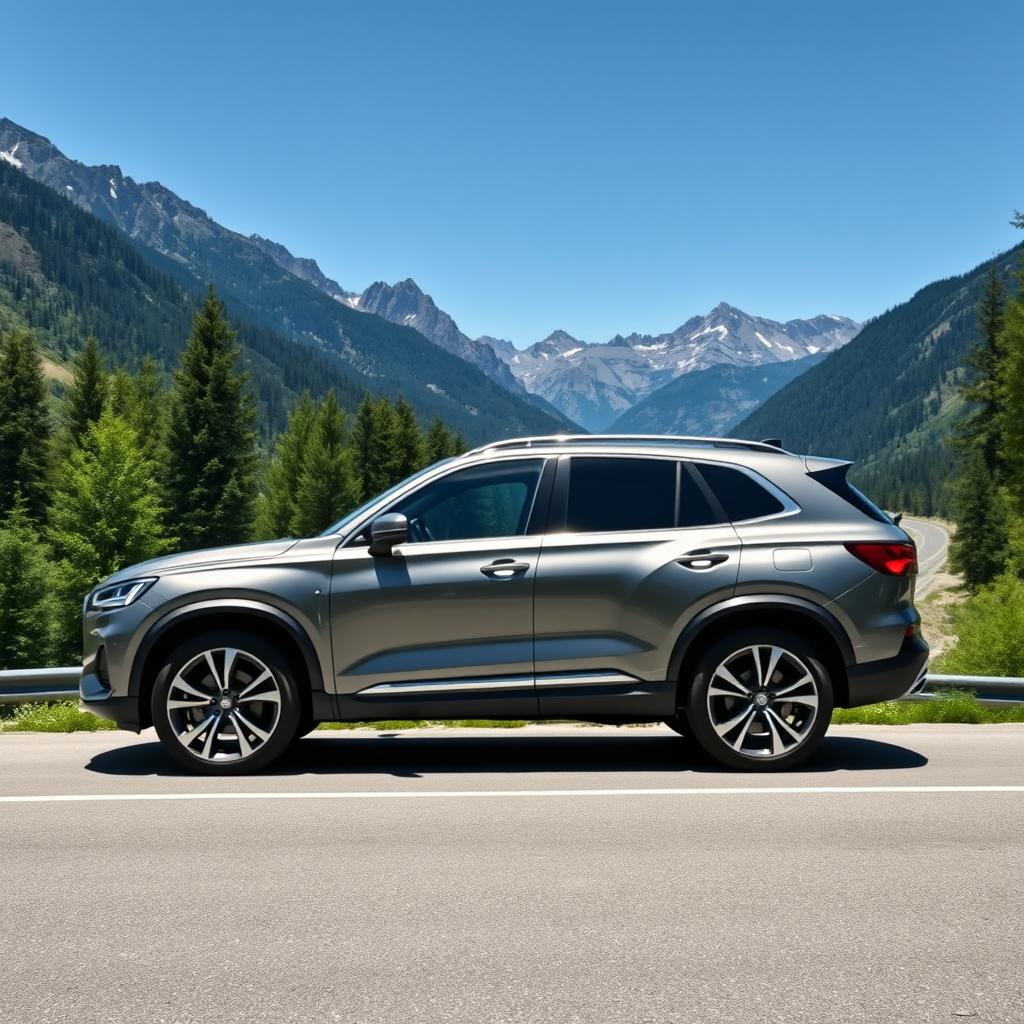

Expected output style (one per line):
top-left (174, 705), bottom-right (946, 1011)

top-left (843, 634), bottom-right (929, 708)
top-left (80, 669), bottom-right (141, 732)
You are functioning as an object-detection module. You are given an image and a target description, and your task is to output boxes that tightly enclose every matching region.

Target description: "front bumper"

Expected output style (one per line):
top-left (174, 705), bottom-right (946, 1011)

top-left (80, 665), bottom-right (142, 732)
top-left (844, 634), bottom-right (929, 708)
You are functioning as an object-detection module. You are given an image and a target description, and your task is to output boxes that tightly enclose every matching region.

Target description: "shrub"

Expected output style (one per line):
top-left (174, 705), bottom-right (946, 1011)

top-left (933, 573), bottom-right (1024, 678)
top-left (832, 690), bottom-right (1024, 725)
top-left (0, 701), bottom-right (117, 732)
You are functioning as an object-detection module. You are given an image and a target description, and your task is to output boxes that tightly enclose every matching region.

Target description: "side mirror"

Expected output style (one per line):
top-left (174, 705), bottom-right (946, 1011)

top-left (368, 513), bottom-right (409, 556)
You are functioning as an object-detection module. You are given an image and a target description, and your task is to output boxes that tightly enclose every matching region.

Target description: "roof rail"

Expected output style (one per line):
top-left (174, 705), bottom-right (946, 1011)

top-left (464, 434), bottom-right (791, 456)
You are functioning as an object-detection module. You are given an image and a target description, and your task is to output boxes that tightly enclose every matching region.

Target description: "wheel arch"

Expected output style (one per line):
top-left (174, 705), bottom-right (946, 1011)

top-left (667, 596), bottom-right (852, 709)
top-left (130, 600), bottom-right (329, 730)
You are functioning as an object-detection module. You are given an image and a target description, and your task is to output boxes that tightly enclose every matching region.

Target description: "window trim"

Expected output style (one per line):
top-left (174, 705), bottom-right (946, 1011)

top-left (689, 458), bottom-right (800, 524)
top-left (338, 455), bottom-right (555, 550)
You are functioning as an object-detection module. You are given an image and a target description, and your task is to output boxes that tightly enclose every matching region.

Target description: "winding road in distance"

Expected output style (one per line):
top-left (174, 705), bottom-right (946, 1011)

top-left (902, 516), bottom-right (951, 598)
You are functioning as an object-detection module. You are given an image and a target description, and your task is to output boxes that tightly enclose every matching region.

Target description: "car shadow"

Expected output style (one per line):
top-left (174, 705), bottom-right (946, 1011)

top-left (84, 729), bottom-right (928, 778)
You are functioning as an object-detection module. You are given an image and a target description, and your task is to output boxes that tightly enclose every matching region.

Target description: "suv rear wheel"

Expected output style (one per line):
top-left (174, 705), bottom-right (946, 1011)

top-left (683, 627), bottom-right (833, 771)
top-left (151, 630), bottom-right (302, 774)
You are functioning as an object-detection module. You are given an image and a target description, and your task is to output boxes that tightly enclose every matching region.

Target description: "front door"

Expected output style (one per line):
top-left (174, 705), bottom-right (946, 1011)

top-left (534, 455), bottom-right (741, 717)
top-left (331, 457), bottom-right (551, 720)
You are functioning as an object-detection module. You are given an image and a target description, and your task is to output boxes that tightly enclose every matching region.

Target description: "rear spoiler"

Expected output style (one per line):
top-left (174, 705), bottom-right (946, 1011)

top-left (802, 455), bottom-right (852, 474)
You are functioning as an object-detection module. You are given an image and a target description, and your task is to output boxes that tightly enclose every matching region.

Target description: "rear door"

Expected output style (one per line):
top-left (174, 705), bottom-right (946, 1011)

top-left (533, 455), bottom-right (741, 717)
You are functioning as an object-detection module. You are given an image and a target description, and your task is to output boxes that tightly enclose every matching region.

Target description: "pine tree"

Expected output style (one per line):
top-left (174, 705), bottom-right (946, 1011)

top-left (254, 391), bottom-right (316, 539)
top-left (0, 494), bottom-right (58, 669)
top-left (107, 369), bottom-right (135, 412)
top-left (372, 398), bottom-right (399, 490)
top-left (955, 269), bottom-right (1006, 472)
top-left (128, 356), bottom-right (168, 466)
top-left (165, 287), bottom-right (257, 549)
top-left (999, 256), bottom-right (1024, 515)
top-left (425, 417), bottom-right (466, 463)
top-left (949, 266), bottom-right (1010, 584)
top-left (949, 448), bottom-right (1009, 587)
top-left (350, 394), bottom-right (398, 500)
top-left (425, 418), bottom-right (449, 463)
top-left (392, 396), bottom-right (425, 480)
top-left (48, 412), bottom-right (175, 659)
top-left (292, 390), bottom-right (361, 536)
top-left (0, 328), bottom-right (51, 521)
top-left (63, 336), bottom-right (108, 444)
top-left (350, 394), bottom-right (377, 502)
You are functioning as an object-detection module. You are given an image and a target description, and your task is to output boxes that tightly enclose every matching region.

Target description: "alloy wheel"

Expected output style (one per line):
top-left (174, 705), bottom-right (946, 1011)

top-left (165, 647), bottom-right (283, 763)
top-left (705, 644), bottom-right (820, 759)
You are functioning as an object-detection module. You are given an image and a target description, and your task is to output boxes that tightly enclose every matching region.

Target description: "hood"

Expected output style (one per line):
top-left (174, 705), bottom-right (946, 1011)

top-left (101, 538), bottom-right (299, 586)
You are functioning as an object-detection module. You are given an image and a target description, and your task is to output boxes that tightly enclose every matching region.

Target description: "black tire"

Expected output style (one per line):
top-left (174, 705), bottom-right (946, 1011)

top-left (151, 629), bottom-right (302, 774)
top-left (293, 719), bottom-right (320, 742)
top-left (662, 715), bottom-right (691, 739)
top-left (682, 627), bottom-right (833, 771)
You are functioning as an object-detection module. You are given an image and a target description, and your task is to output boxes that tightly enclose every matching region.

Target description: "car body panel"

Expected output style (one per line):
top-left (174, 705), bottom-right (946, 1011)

top-left (329, 536), bottom-right (540, 709)
top-left (79, 435), bottom-right (929, 734)
top-left (533, 524), bottom-right (741, 715)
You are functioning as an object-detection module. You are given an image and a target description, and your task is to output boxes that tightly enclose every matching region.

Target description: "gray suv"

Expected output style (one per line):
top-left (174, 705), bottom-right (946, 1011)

top-left (80, 435), bottom-right (928, 774)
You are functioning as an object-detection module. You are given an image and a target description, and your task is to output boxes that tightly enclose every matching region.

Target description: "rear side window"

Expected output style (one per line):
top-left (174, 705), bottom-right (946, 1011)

top-left (694, 462), bottom-right (785, 522)
top-left (809, 464), bottom-right (891, 524)
top-left (565, 458), bottom-right (725, 533)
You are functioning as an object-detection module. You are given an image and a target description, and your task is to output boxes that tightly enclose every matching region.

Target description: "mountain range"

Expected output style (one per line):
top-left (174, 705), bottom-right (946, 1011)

top-left (0, 117), bottom-right (862, 439)
top-left (480, 306), bottom-right (858, 431)
top-left (0, 118), bottom-right (574, 443)
top-left (331, 277), bottom-right (858, 432)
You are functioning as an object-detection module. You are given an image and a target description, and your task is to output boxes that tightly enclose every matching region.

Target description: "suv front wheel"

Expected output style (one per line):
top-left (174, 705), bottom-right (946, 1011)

top-left (683, 627), bottom-right (833, 771)
top-left (151, 630), bottom-right (302, 774)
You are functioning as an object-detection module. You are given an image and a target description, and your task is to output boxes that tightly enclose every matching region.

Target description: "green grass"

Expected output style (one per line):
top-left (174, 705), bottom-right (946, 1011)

top-left (832, 689), bottom-right (1024, 725)
top-left (0, 700), bottom-right (118, 733)
top-left (3, 696), bottom-right (1022, 733)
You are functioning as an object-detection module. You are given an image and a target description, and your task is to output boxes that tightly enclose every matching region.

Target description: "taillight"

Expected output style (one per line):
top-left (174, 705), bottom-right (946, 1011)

top-left (844, 542), bottom-right (918, 576)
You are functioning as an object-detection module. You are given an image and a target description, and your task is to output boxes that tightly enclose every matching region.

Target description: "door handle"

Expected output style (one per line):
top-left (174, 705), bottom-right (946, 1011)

top-left (480, 558), bottom-right (530, 579)
top-left (676, 550), bottom-right (730, 570)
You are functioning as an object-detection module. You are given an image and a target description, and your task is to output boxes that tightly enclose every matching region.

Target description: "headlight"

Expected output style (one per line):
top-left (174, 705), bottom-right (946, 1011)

top-left (90, 578), bottom-right (158, 609)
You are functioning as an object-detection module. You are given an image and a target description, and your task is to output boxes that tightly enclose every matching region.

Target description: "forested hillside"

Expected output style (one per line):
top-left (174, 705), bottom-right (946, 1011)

top-left (0, 159), bottom-right (371, 435)
top-left (733, 244), bottom-right (1024, 514)
top-left (610, 353), bottom-right (826, 436)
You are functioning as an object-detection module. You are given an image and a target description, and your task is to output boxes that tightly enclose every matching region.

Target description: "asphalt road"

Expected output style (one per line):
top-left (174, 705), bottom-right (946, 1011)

top-left (902, 516), bottom-right (951, 598)
top-left (2, 724), bottom-right (1023, 1024)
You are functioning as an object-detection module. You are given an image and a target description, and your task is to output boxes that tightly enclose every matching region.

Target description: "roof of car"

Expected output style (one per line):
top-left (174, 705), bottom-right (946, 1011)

top-left (463, 434), bottom-right (796, 459)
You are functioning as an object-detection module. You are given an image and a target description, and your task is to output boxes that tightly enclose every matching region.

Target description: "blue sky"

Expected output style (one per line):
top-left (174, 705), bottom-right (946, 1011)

top-left (3, 0), bottom-right (1022, 345)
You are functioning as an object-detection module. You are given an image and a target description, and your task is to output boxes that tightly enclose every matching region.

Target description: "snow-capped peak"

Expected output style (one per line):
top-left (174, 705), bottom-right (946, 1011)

top-left (0, 142), bottom-right (22, 169)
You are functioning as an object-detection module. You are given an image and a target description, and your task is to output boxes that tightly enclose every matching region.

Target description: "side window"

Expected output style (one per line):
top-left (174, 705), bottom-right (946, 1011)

top-left (391, 459), bottom-right (544, 542)
top-left (679, 464), bottom-right (726, 527)
top-left (566, 458), bottom-right (676, 532)
top-left (694, 462), bottom-right (786, 521)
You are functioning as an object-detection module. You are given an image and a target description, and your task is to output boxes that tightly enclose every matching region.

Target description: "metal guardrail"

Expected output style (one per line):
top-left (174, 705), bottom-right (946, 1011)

top-left (1, 668), bottom-right (1024, 707)
top-left (905, 674), bottom-right (1024, 708)
top-left (0, 667), bottom-right (82, 704)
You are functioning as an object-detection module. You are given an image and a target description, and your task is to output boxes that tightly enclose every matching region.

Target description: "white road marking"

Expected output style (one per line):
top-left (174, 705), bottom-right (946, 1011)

top-left (1, 785), bottom-right (1023, 805)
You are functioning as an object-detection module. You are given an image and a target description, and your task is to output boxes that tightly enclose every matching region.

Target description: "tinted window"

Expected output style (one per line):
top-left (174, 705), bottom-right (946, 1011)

top-left (392, 460), bottom-right (543, 542)
top-left (695, 463), bottom-right (785, 521)
top-left (809, 464), bottom-right (891, 524)
top-left (567, 458), bottom-right (676, 532)
top-left (679, 464), bottom-right (726, 527)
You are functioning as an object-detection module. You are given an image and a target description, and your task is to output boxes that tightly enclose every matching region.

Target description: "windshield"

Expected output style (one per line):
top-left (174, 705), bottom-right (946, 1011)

top-left (317, 459), bottom-right (455, 537)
